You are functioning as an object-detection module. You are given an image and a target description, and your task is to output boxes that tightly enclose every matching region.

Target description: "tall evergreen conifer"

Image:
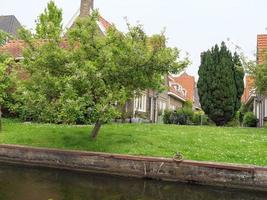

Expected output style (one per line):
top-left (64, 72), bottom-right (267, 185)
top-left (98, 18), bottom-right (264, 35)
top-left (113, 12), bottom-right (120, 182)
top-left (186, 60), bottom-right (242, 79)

top-left (197, 42), bottom-right (244, 126)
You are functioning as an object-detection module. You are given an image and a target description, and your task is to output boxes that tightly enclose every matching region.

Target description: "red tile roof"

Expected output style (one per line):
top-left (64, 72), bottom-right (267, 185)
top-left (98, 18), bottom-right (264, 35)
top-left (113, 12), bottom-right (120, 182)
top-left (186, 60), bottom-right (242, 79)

top-left (0, 40), bottom-right (25, 58)
top-left (0, 39), bottom-right (69, 59)
top-left (99, 16), bottom-right (112, 31)
top-left (257, 34), bottom-right (267, 65)
top-left (241, 75), bottom-right (255, 103)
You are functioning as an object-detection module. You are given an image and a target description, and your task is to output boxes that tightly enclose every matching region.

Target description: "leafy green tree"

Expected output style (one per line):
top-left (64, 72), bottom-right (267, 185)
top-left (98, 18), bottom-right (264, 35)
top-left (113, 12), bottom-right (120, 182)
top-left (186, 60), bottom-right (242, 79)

top-left (0, 54), bottom-right (12, 131)
top-left (17, 9), bottom-right (188, 138)
top-left (15, 1), bottom-right (77, 123)
top-left (233, 52), bottom-right (245, 111)
top-left (0, 30), bottom-right (13, 46)
top-left (255, 53), bottom-right (267, 95)
top-left (66, 12), bottom-right (187, 138)
top-left (35, 0), bottom-right (63, 40)
top-left (197, 42), bottom-right (244, 126)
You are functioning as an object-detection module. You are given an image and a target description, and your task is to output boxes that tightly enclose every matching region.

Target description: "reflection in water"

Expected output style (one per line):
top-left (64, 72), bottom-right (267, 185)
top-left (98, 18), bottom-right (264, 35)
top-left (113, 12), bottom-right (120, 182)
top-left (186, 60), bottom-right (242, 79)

top-left (0, 163), bottom-right (266, 200)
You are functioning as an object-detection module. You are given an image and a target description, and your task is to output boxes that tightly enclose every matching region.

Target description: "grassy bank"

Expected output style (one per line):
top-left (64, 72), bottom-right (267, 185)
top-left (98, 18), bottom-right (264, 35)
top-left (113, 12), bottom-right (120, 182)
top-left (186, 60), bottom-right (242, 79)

top-left (0, 119), bottom-right (266, 166)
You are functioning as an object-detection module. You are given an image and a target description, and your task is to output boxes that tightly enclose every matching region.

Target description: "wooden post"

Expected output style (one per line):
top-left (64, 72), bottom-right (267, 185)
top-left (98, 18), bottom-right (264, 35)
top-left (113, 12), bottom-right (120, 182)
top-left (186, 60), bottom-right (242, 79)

top-left (257, 95), bottom-right (264, 128)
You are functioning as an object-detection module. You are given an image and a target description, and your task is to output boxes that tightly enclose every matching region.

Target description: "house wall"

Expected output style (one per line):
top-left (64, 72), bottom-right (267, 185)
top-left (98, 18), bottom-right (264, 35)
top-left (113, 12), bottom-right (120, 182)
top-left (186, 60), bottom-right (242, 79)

top-left (169, 96), bottom-right (183, 110)
top-left (125, 89), bottom-right (184, 123)
top-left (255, 35), bottom-right (267, 124)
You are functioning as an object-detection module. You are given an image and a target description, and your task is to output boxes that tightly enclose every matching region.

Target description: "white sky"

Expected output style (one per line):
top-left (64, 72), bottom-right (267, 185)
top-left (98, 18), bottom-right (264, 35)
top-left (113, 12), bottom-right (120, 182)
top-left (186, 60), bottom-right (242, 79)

top-left (1, 0), bottom-right (267, 77)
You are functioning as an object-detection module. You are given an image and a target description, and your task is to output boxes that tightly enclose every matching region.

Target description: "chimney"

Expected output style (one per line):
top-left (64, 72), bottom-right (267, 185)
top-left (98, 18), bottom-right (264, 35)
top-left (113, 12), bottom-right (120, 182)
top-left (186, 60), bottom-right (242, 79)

top-left (80, 0), bottom-right (94, 17)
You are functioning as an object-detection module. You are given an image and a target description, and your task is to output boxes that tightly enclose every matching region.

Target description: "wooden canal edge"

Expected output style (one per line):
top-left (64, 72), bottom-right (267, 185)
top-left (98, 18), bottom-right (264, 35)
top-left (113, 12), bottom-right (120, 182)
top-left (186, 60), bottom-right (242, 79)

top-left (0, 144), bottom-right (266, 191)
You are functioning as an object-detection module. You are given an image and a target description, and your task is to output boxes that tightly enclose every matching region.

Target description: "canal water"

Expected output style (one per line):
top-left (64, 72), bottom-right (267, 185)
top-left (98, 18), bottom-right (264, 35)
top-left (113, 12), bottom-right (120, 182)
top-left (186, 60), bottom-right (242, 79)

top-left (0, 163), bottom-right (266, 200)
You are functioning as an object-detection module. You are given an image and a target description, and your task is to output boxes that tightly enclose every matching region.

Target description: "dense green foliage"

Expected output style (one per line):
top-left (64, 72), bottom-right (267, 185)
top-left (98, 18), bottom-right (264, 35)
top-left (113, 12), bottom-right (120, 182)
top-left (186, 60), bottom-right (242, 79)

top-left (243, 112), bottom-right (257, 127)
top-left (192, 111), bottom-right (209, 125)
top-left (1, 119), bottom-right (266, 166)
top-left (0, 30), bottom-right (13, 46)
top-left (255, 53), bottom-right (267, 96)
top-left (197, 42), bottom-right (244, 126)
top-left (13, 2), bottom-right (188, 138)
top-left (35, 0), bottom-right (63, 40)
top-left (237, 103), bottom-right (253, 126)
top-left (0, 54), bottom-right (13, 131)
top-left (163, 108), bottom-right (209, 125)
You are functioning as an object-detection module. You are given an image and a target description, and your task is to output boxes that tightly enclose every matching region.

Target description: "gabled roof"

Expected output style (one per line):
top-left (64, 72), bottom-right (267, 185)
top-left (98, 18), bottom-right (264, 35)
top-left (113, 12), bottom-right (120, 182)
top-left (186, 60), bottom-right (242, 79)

top-left (0, 15), bottom-right (22, 37)
top-left (173, 72), bottom-right (196, 102)
top-left (65, 9), bottom-right (112, 34)
top-left (167, 75), bottom-right (187, 102)
top-left (242, 34), bottom-right (267, 105)
top-left (98, 16), bottom-right (112, 33)
top-left (242, 75), bottom-right (256, 104)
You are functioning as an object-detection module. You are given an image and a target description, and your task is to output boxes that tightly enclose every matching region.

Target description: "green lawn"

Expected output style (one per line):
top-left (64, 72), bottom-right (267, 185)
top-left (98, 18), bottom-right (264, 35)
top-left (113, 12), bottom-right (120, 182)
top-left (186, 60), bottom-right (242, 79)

top-left (0, 119), bottom-right (266, 166)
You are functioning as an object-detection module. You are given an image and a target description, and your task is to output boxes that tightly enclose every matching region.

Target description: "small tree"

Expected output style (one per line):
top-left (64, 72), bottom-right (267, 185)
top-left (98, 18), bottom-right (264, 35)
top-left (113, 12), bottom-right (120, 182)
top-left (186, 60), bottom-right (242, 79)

top-left (17, 8), bottom-right (188, 138)
top-left (197, 42), bottom-right (244, 126)
top-left (67, 12), bottom-right (188, 138)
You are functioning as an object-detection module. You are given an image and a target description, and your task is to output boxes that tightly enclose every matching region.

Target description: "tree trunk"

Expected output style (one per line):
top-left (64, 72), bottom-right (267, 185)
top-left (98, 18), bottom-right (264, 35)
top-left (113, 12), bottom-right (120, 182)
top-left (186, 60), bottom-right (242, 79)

top-left (91, 120), bottom-right (102, 139)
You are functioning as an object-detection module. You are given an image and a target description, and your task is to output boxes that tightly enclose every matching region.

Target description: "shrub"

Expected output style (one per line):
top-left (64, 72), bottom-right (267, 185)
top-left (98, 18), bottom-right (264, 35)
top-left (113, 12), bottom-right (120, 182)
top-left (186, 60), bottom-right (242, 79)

top-left (192, 112), bottom-right (209, 125)
top-left (163, 110), bottom-right (172, 124)
top-left (243, 112), bottom-right (257, 127)
top-left (237, 104), bottom-right (252, 125)
top-left (163, 108), bottom-right (194, 125)
top-left (183, 100), bottom-right (193, 109)
top-left (226, 112), bottom-right (240, 127)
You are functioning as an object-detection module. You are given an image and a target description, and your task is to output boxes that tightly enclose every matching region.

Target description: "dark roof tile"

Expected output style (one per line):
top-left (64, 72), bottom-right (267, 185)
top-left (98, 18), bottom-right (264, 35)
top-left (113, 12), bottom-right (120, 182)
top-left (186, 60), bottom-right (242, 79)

top-left (0, 15), bottom-right (22, 37)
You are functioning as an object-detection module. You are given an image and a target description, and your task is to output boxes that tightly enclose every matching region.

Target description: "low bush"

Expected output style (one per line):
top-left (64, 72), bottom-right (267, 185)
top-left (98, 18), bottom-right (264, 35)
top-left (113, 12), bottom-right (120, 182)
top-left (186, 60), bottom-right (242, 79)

top-left (163, 110), bottom-right (173, 124)
top-left (163, 108), bottom-right (194, 125)
top-left (226, 112), bottom-right (240, 127)
top-left (243, 112), bottom-right (257, 127)
top-left (192, 112), bottom-right (209, 125)
top-left (177, 108), bottom-right (194, 125)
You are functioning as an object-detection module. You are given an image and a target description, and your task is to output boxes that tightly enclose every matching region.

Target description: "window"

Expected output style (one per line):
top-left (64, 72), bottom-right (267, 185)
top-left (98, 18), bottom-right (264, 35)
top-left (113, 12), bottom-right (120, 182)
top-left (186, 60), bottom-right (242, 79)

top-left (170, 105), bottom-right (176, 110)
top-left (159, 101), bottom-right (166, 112)
top-left (134, 94), bottom-right (147, 112)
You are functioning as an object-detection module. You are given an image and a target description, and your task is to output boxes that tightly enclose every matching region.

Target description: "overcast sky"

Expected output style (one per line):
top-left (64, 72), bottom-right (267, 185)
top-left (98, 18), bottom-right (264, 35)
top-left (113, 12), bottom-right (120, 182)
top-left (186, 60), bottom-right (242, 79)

top-left (1, 0), bottom-right (267, 76)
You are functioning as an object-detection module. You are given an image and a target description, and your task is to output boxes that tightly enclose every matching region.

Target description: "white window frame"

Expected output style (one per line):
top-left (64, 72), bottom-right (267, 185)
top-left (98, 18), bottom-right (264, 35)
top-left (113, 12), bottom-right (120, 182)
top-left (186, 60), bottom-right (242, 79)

top-left (170, 105), bottom-right (175, 111)
top-left (159, 101), bottom-right (166, 112)
top-left (134, 94), bottom-right (147, 112)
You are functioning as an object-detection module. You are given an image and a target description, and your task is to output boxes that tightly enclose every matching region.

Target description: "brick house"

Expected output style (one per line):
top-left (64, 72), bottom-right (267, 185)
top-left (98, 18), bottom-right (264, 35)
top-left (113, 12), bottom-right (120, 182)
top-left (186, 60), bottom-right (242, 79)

top-left (126, 75), bottom-right (188, 123)
top-left (174, 72), bottom-right (201, 110)
top-left (128, 72), bottom-right (200, 123)
top-left (242, 34), bottom-right (267, 127)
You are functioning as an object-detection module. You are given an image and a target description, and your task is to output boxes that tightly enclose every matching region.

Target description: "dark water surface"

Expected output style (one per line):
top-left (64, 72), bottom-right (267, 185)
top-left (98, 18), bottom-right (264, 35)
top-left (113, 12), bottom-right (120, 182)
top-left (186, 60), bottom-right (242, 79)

top-left (0, 163), bottom-right (266, 200)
